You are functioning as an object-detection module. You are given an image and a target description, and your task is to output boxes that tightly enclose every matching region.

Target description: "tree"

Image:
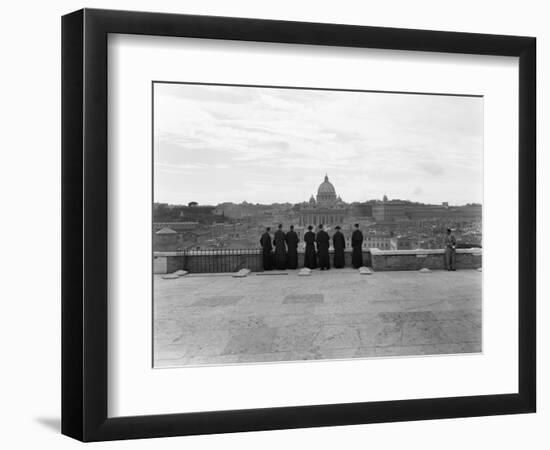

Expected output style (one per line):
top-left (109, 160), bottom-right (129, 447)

top-left (188, 201), bottom-right (198, 207)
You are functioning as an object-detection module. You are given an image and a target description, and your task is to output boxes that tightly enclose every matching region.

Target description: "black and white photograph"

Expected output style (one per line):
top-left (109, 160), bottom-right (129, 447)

top-left (152, 82), bottom-right (483, 368)
top-left (0, 0), bottom-right (543, 446)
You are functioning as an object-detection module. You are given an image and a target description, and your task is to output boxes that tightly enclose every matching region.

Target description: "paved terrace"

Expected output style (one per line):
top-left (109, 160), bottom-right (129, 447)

top-left (154, 269), bottom-right (482, 367)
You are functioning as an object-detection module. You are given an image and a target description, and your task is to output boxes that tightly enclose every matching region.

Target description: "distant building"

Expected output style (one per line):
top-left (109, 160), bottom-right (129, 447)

top-left (397, 237), bottom-right (414, 250)
top-left (405, 204), bottom-right (481, 221)
top-left (363, 234), bottom-right (392, 250)
top-left (372, 201), bottom-right (407, 222)
top-left (156, 227), bottom-right (177, 235)
top-left (211, 222), bottom-right (238, 237)
top-left (296, 174), bottom-right (349, 226)
top-left (153, 222), bottom-right (199, 232)
top-left (352, 202), bottom-right (373, 217)
top-left (154, 227), bottom-right (179, 251)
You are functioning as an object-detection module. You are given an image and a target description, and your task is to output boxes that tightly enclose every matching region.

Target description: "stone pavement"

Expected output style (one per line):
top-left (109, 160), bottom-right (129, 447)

top-left (153, 269), bottom-right (482, 367)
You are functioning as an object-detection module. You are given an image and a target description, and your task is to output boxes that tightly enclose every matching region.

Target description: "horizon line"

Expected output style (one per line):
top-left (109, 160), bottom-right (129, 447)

top-left (153, 200), bottom-right (483, 207)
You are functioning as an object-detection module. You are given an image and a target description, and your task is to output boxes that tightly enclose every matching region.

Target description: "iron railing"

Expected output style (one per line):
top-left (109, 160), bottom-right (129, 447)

top-left (176, 247), bottom-right (373, 273)
top-left (182, 248), bottom-right (262, 273)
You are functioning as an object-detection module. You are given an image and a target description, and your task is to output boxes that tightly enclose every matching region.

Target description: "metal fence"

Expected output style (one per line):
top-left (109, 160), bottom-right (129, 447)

top-left (177, 248), bottom-right (373, 273)
top-left (182, 248), bottom-right (262, 273)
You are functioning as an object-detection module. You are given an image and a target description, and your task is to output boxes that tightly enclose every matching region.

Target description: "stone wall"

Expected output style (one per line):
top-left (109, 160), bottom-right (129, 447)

top-left (370, 248), bottom-right (482, 271)
top-left (153, 249), bottom-right (481, 274)
top-left (153, 250), bottom-right (372, 274)
top-left (153, 252), bottom-right (185, 274)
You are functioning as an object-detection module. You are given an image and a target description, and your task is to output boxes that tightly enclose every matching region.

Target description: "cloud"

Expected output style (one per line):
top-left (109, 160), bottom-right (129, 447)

top-left (153, 84), bottom-right (483, 205)
top-left (417, 161), bottom-right (445, 176)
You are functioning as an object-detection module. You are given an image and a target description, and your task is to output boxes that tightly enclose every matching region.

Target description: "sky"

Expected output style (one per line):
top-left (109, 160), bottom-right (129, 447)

top-left (153, 83), bottom-right (483, 206)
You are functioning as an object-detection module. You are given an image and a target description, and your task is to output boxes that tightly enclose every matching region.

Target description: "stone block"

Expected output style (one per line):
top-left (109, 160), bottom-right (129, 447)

top-left (370, 248), bottom-right (482, 271)
top-left (161, 273), bottom-right (179, 279)
top-left (232, 268), bottom-right (251, 278)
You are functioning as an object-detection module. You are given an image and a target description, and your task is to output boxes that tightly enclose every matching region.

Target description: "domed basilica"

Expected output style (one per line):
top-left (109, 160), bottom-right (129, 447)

top-left (297, 174), bottom-right (348, 227)
top-left (316, 174), bottom-right (339, 204)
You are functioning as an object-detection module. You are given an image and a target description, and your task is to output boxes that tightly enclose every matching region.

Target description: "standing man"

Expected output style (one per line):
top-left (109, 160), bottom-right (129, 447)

top-left (389, 231), bottom-right (398, 250)
top-left (273, 224), bottom-right (287, 270)
top-left (444, 228), bottom-right (457, 271)
top-left (316, 224), bottom-right (331, 270)
top-left (351, 223), bottom-right (364, 269)
top-left (303, 225), bottom-right (317, 269)
top-left (285, 225), bottom-right (299, 269)
top-left (260, 227), bottom-right (273, 271)
top-left (332, 225), bottom-right (346, 268)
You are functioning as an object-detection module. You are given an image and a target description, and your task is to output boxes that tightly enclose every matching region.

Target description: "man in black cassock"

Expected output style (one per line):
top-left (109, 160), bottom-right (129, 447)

top-left (272, 224), bottom-right (287, 270)
top-left (316, 224), bottom-right (330, 270)
top-left (260, 227), bottom-right (273, 271)
top-left (303, 225), bottom-right (317, 269)
top-left (351, 223), bottom-right (364, 268)
top-left (332, 225), bottom-right (345, 268)
top-left (285, 225), bottom-right (299, 269)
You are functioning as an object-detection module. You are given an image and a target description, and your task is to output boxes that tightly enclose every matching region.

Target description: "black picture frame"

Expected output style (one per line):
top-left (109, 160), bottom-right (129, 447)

top-left (62, 8), bottom-right (536, 442)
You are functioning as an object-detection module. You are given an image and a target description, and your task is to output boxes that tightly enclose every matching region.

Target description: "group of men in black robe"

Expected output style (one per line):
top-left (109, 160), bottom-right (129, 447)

top-left (260, 223), bottom-right (365, 271)
top-left (260, 224), bottom-right (299, 270)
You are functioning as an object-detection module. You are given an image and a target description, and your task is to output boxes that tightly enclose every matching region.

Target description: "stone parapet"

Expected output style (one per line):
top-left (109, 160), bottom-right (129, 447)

top-left (369, 248), bottom-right (482, 271)
top-left (153, 248), bottom-right (481, 274)
top-left (153, 249), bottom-right (373, 274)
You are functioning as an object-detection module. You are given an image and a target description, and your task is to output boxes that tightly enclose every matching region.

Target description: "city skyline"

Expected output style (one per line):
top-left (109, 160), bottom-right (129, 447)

top-left (154, 172), bottom-right (482, 208)
top-left (154, 193), bottom-right (482, 208)
top-left (154, 83), bottom-right (483, 206)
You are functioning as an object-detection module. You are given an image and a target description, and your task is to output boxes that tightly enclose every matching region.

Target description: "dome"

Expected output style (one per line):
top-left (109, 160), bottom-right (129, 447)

top-left (317, 174), bottom-right (336, 195)
top-left (316, 174), bottom-right (337, 204)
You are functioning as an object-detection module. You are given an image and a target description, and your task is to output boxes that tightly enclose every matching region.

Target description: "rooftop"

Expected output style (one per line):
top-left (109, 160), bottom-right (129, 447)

top-left (154, 269), bottom-right (482, 367)
top-left (155, 227), bottom-right (177, 234)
